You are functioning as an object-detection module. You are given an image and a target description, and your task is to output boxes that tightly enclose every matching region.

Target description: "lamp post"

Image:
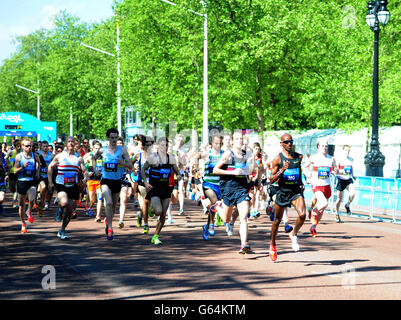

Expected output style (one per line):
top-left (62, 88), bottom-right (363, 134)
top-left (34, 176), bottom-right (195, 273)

top-left (15, 79), bottom-right (40, 120)
top-left (364, 0), bottom-right (390, 177)
top-left (160, 0), bottom-right (209, 145)
top-left (80, 18), bottom-right (122, 136)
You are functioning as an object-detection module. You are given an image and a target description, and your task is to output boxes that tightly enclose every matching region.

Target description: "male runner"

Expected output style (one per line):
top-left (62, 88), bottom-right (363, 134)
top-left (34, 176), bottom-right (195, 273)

top-left (334, 145), bottom-right (355, 221)
top-left (37, 141), bottom-right (54, 214)
top-left (213, 131), bottom-right (261, 254)
top-left (5, 140), bottom-right (21, 208)
top-left (268, 134), bottom-right (306, 261)
top-left (48, 136), bottom-right (87, 239)
top-left (14, 138), bottom-right (40, 233)
top-left (305, 138), bottom-right (337, 237)
top-left (99, 128), bottom-right (132, 240)
top-left (142, 137), bottom-right (182, 245)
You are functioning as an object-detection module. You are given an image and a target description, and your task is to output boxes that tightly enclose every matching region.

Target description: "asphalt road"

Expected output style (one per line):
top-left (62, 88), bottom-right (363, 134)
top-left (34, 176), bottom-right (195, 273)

top-left (1, 192), bottom-right (401, 302)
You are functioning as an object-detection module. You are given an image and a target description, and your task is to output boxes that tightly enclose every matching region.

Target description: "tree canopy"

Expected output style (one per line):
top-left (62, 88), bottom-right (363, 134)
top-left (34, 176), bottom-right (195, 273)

top-left (1, 0), bottom-right (400, 140)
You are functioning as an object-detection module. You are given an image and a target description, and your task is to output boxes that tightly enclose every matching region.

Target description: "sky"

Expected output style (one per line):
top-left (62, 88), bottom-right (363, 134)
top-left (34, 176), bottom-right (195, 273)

top-left (0, 0), bottom-right (115, 65)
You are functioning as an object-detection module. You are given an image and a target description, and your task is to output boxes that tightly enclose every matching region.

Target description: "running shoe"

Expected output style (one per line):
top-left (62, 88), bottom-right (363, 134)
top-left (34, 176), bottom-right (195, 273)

top-left (71, 211), bottom-right (77, 219)
top-left (107, 228), bottom-right (114, 241)
top-left (33, 203), bottom-right (38, 211)
top-left (0, 204), bottom-right (4, 214)
top-left (335, 212), bottom-right (342, 223)
top-left (190, 193), bottom-right (196, 201)
top-left (202, 225), bottom-right (210, 240)
top-left (38, 204), bottom-right (43, 217)
top-left (57, 229), bottom-right (69, 240)
top-left (216, 213), bottom-right (222, 227)
top-left (345, 203), bottom-right (351, 215)
top-left (310, 226), bottom-right (318, 238)
top-left (87, 208), bottom-right (95, 217)
top-left (209, 203), bottom-right (218, 214)
top-left (289, 232), bottom-right (300, 252)
top-left (167, 219), bottom-right (174, 224)
top-left (284, 223), bottom-right (293, 233)
top-left (119, 221), bottom-right (124, 229)
top-left (137, 212), bottom-right (142, 227)
top-left (208, 224), bottom-right (215, 236)
top-left (21, 223), bottom-right (27, 234)
top-left (94, 216), bottom-right (102, 223)
top-left (148, 205), bottom-right (154, 217)
top-left (26, 210), bottom-right (34, 224)
top-left (134, 200), bottom-right (139, 208)
top-left (12, 200), bottom-right (18, 208)
top-left (307, 207), bottom-right (312, 219)
top-left (178, 209), bottom-right (184, 216)
top-left (269, 245), bottom-right (278, 262)
top-left (266, 205), bottom-right (275, 222)
top-left (238, 243), bottom-right (252, 254)
top-left (55, 207), bottom-right (63, 222)
top-left (151, 235), bottom-right (162, 245)
top-left (44, 202), bottom-right (49, 211)
top-left (143, 225), bottom-right (149, 234)
top-left (226, 222), bottom-right (234, 236)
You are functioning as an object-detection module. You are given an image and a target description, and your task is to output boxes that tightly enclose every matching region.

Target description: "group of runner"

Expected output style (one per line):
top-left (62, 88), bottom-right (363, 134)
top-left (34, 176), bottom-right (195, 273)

top-left (0, 130), bottom-right (355, 261)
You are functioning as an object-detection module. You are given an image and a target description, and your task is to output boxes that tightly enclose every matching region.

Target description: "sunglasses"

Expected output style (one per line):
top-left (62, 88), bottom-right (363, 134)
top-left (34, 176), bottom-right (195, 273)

top-left (24, 145), bottom-right (32, 148)
top-left (281, 140), bottom-right (294, 145)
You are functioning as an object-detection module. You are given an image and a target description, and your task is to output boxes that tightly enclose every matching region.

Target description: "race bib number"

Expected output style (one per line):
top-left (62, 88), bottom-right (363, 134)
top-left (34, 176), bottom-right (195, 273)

top-left (283, 168), bottom-right (300, 183)
top-left (105, 161), bottom-right (118, 172)
top-left (63, 172), bottom-right (76, 187)
top-left (343, 165), bottom-right (352, 176)
top-left (318, 166), bottom-right (331, 179)
top-left (159, 168), bottom-right (171, 180)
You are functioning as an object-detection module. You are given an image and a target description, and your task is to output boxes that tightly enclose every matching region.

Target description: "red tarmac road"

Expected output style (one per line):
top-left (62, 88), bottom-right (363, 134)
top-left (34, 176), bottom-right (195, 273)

top-left (1, 192), bottom-right (401, 300)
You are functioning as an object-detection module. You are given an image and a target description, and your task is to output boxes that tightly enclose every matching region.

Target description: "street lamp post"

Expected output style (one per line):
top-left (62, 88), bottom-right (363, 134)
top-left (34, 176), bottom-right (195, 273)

top-left (15, 79), bottom-right (40, 120)
top-left (364, 0), bottom-right (390, 177)
top-left (160, 0), bottom-right (209, 145)
top-left (80, 18), bottom-right (122, 136)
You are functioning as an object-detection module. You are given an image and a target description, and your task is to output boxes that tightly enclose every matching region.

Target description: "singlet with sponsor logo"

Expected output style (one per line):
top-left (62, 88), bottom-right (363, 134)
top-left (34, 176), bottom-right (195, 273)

top-left (148, 154), bottom-right (173, 187)
top-left (55, 153), bottom-right (80, 187)
top-left (203, 149), bottom-right (223, 186)
top-left (18, 152), bottom-right (36, 181)
top-left (39, 151), bottom-right (52, 178)
top-left (8, 149), bottom-right (18, 174)
top-left (101, 146), bottom-right (125, 180)
top-left (220, 149), bottom-right (251, 190)
top-left (311, 153), bottom-right (334, 187)
top-left (278, 152), bottom-right (303, 192)
top-left (336, 156), bottom-right (353, 180)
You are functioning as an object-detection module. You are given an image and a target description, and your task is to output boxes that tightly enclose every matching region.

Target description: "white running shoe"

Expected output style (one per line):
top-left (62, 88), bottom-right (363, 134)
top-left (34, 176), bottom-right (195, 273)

top-left (57, 229), bottom-right (69, 240)
top-left (289, 232), bottom-right (300, 252)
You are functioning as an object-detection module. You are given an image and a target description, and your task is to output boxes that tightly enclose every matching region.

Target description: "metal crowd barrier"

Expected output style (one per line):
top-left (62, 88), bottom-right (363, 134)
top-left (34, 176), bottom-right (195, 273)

top-left (302, 175), bottom-right (401, 224)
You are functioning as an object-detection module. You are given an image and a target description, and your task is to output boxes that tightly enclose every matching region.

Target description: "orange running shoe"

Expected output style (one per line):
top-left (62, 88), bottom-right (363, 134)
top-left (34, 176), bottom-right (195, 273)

top-left (26, 211), bottom-right (34, 224)
top-left (21, 224), bottom-right (27, 233)
top-left (269, 245), bottom-right (277, 262)
top-left (310, 226), bottom-right (318, 238)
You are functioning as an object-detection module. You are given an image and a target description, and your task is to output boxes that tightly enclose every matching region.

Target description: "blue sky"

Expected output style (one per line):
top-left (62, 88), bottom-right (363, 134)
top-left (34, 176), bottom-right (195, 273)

top-left (0, 0), bottom-right (115, 65)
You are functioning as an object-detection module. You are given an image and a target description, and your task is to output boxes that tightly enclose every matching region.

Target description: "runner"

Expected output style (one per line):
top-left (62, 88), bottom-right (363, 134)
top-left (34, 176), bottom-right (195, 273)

top-left (268, 134), bottom-right (306, 262)
top-left (213, 131), bottom-right (261, 254)
top-left (131, 135), bottom-right (153, 234)
top-left (5, 139), bottom-right (21, 208)
top-left (305, 138), bottom-right (337, 237)
top-left (118, 136), bottom-right (133, 229)
top-left (37, 141), bottom-right (54, 215)
top-left (83, 140), bottom-right (103, 221)
top-left (250, 142), bottom-right (263, 218)
top-left (199, 134), bottom-right (224, 240)
top-left (0, 148), bottom-right (8, 214)
top-left (141, 137), bottom-right (182, 245)
top-left (99, 128), bottom-right (132, 240)
top-left (13, 138), bottom-right (40, 233)
top-left (334, 145), bottom-right (355, 222)
top-left (172, 134), bottom-right (187, 216)
top-left (48, 136), bottom-right (87, 239)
